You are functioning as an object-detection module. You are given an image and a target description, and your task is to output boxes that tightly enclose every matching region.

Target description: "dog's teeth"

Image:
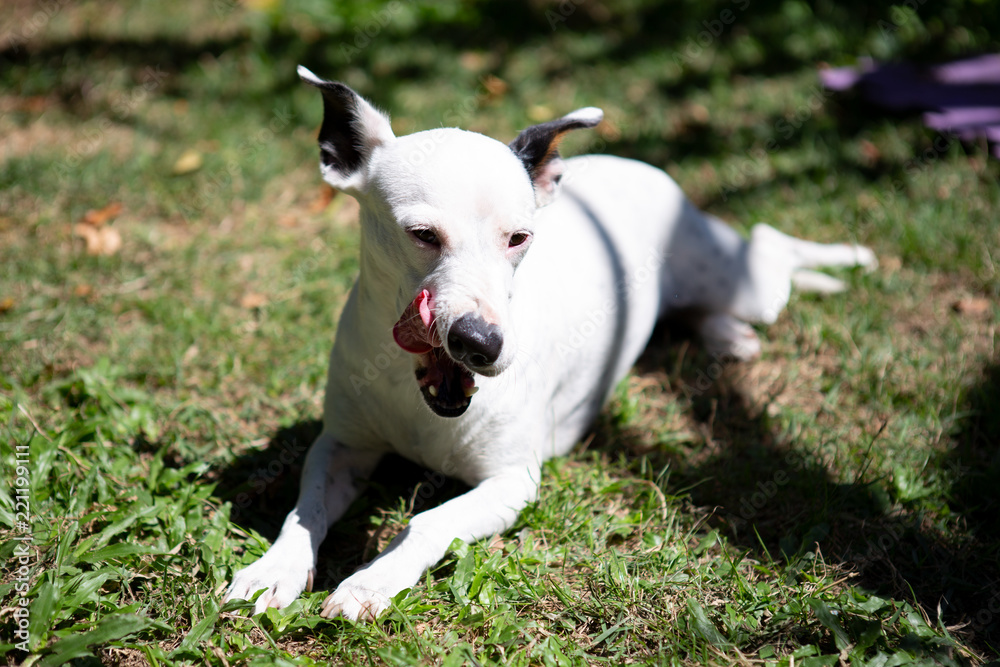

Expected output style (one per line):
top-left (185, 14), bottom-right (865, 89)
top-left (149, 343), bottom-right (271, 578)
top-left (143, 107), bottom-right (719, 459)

top-left (428, 385), bottom-right (438, 397)
top-left (464, 386), bottom-right (479, 397)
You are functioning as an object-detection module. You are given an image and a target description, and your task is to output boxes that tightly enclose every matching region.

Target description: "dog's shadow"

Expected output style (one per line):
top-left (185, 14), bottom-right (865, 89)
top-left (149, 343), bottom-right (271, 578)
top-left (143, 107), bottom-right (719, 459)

top-left (599, 322), bottom-right (1000, 651)
top-left (215, 420), bottom-right (470, 592)
top-left (217, 329), bottom-right (1000, 650)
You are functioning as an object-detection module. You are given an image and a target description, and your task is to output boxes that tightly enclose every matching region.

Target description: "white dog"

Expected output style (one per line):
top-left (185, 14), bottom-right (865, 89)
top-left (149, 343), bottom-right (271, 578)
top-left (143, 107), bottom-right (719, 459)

top-left (224, 66), bottom-right (875, 621)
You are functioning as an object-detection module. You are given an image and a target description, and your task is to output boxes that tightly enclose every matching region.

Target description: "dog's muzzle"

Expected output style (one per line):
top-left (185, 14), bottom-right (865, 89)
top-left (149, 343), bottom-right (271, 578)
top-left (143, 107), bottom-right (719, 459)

top-left (393, 292), bottom-right (490, 418)
top-left (447, 314), bottom-right (503, 371)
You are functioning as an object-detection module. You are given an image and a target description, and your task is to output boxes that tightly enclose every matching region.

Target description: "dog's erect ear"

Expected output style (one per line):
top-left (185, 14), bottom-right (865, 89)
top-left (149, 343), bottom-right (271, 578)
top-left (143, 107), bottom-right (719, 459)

top-left (509, 107), bottom-right (603, 206)
top-left (297, 65), bottom-right (395, 193)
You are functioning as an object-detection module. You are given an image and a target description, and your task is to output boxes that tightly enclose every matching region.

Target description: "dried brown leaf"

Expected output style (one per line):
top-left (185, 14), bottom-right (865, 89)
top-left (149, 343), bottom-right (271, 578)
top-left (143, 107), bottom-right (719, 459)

top-left (240, 292), bottom-right (268, 309)
top-left (172, 148), bottom-right (204, 175)
top-left (74, 223), bottom-right (123, 256)
top-left (308, 184), bottom-right (336, 214)
top-left (952, 297), bottom-right (991, 317)
top-left (81, 202), bottom-right (123, 227)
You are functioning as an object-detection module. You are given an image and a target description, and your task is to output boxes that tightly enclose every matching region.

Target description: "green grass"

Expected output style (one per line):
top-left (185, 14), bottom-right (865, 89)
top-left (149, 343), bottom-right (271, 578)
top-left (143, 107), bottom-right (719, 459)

top-left (2, 0), bottom-right (1000, 664)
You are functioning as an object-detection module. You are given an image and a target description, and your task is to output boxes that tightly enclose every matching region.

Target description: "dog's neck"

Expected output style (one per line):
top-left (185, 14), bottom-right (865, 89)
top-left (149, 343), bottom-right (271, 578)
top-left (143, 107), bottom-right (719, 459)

top-left (352, 209), bottom-right (411, 343)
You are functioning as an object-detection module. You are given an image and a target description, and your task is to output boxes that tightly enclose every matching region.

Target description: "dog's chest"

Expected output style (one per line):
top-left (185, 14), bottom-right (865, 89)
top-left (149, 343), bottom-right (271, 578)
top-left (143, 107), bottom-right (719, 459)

top-left (385, 398), bottom-right (526, 484)
top-left (326, 373), bottom-right (523, 485)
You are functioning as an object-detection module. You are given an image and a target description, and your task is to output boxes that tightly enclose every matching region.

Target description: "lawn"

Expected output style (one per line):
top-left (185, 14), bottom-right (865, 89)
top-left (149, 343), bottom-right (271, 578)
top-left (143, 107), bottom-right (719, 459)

top-left (2, 0), bottom-right (999, 664)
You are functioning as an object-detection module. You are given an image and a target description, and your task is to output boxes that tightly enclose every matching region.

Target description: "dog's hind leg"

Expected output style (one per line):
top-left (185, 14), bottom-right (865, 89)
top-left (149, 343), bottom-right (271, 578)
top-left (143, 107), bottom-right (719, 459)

top-left (663, 206), bottom-right (874, 357)
top-left (224, 433), bottom-right (382, 614)
top-left (735, 222), bottom-right (876, 323)
top-left (696, 312), bottom-right (763, 361)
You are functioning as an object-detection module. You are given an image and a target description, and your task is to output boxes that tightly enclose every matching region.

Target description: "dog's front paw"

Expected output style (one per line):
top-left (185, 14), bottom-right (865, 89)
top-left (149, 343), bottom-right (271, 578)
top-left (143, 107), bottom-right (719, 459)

top-left (224, 553), bottom-right (315, 615)
top-left (852, 244), bottom-right (878, 272)
top-left (319, 576), bottom-right (393, 622)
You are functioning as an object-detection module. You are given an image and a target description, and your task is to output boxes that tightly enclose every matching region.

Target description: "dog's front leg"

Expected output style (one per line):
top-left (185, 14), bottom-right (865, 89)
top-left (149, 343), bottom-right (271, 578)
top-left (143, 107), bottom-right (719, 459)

top-left (320, 466), bottom-right (540, 621)
top-left (224, 433), bottom-right (382, 614)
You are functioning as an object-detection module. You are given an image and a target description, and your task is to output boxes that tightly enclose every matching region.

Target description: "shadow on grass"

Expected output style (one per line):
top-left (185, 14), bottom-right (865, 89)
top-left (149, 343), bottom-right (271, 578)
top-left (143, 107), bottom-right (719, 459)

top-left (8, 0), bottom-right (996, 171)
top-left (597, 326), bottom-right (1000, 653)
top-left (214, 419), bottom-right (469, 592)
top-left (943, 361), bottom-right (1000, 647)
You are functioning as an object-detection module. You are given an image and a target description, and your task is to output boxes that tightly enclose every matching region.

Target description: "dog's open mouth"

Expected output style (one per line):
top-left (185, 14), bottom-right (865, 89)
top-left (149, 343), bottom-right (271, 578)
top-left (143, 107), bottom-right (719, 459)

top-left (393, 289), bottom-right (478, 418)
top-left (415, 348), bottom-right (477, 417)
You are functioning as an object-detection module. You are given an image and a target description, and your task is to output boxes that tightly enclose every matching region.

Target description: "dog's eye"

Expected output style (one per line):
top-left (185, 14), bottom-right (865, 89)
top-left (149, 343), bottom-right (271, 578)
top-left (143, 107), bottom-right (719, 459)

top-left (411, 229), bottom-right (440, 246)
top-left (508, 232), bottom-right (530, 248)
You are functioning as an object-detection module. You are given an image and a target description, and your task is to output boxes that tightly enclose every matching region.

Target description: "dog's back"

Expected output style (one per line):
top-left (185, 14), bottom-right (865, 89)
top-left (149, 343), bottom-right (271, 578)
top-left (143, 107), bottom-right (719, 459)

top-left (226, 72), bottom-right (876, 621)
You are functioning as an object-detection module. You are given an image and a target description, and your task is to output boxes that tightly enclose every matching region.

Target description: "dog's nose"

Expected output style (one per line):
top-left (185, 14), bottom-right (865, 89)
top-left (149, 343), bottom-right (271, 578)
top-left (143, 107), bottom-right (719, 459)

top-left (447, 315), bottom-right (503, 368)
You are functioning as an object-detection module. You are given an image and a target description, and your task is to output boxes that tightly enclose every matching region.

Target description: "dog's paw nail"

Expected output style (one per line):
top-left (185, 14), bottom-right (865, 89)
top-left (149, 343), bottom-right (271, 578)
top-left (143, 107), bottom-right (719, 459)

top-left (321, 585), bottom-right (390, 622)
top-left (320, 597), bottom-right (347, 620)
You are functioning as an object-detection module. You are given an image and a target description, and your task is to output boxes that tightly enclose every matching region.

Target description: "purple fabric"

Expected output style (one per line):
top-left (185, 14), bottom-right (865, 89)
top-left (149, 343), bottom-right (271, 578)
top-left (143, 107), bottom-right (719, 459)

top-left (820, 54), bottom-right (1000, 158)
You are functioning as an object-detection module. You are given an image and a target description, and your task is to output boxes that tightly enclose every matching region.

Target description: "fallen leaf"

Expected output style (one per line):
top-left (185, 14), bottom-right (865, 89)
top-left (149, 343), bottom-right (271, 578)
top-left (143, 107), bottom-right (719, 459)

top-left (859, 139), bottom-right (881, 164)
top-left (74, 223), bottom-right (123, 256)
top-left (688, 103), bottom-right (710, 124)
top-left (527, 105), bottom-right (552, 122)
top-left (881, 256), bottom-right (903, 274)
top-left (597, 119), bottom-right (621, 141)
top-left (0, 297), bottom-right (14, 313)
top-left (308, 184), bottom-right (337, 214)
top-left (240, 292), bottom-right (268, 309)
top-left (81, 202), bottom-right (123, 227)
top-left (22, 96), bottom-right (49, 113)
top-left (172, 148), bottom-right (203, 175)
top-left (459, 51), bottom-right (486, 72)
top-left (482, 75), bottom-right (508, 99)
top-left (952, 297), bottom-right (991, 317)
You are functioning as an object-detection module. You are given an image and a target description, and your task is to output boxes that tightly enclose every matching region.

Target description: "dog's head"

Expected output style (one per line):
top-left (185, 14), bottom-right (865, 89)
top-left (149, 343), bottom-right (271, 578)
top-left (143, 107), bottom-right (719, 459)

top-left (299, 66), bottom-right (602, 418)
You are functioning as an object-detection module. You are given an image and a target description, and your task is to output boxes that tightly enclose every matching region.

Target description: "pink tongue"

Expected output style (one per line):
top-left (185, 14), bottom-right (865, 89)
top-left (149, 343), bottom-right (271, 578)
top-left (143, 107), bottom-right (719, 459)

top-left (393, 289), bottom-right (438, 354)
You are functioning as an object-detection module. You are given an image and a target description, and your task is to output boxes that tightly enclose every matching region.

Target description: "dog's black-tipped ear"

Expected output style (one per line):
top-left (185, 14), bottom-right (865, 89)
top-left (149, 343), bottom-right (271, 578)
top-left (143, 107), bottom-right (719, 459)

top-left (509, 107), bottom-right (603, 206)
top-left (297, 65), bottom-right (394, 193)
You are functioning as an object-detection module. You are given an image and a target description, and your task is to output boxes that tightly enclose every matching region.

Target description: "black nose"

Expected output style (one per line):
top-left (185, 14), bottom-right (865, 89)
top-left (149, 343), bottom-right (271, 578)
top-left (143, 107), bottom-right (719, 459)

top-left (447, 314), bottom-right (503, 368)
